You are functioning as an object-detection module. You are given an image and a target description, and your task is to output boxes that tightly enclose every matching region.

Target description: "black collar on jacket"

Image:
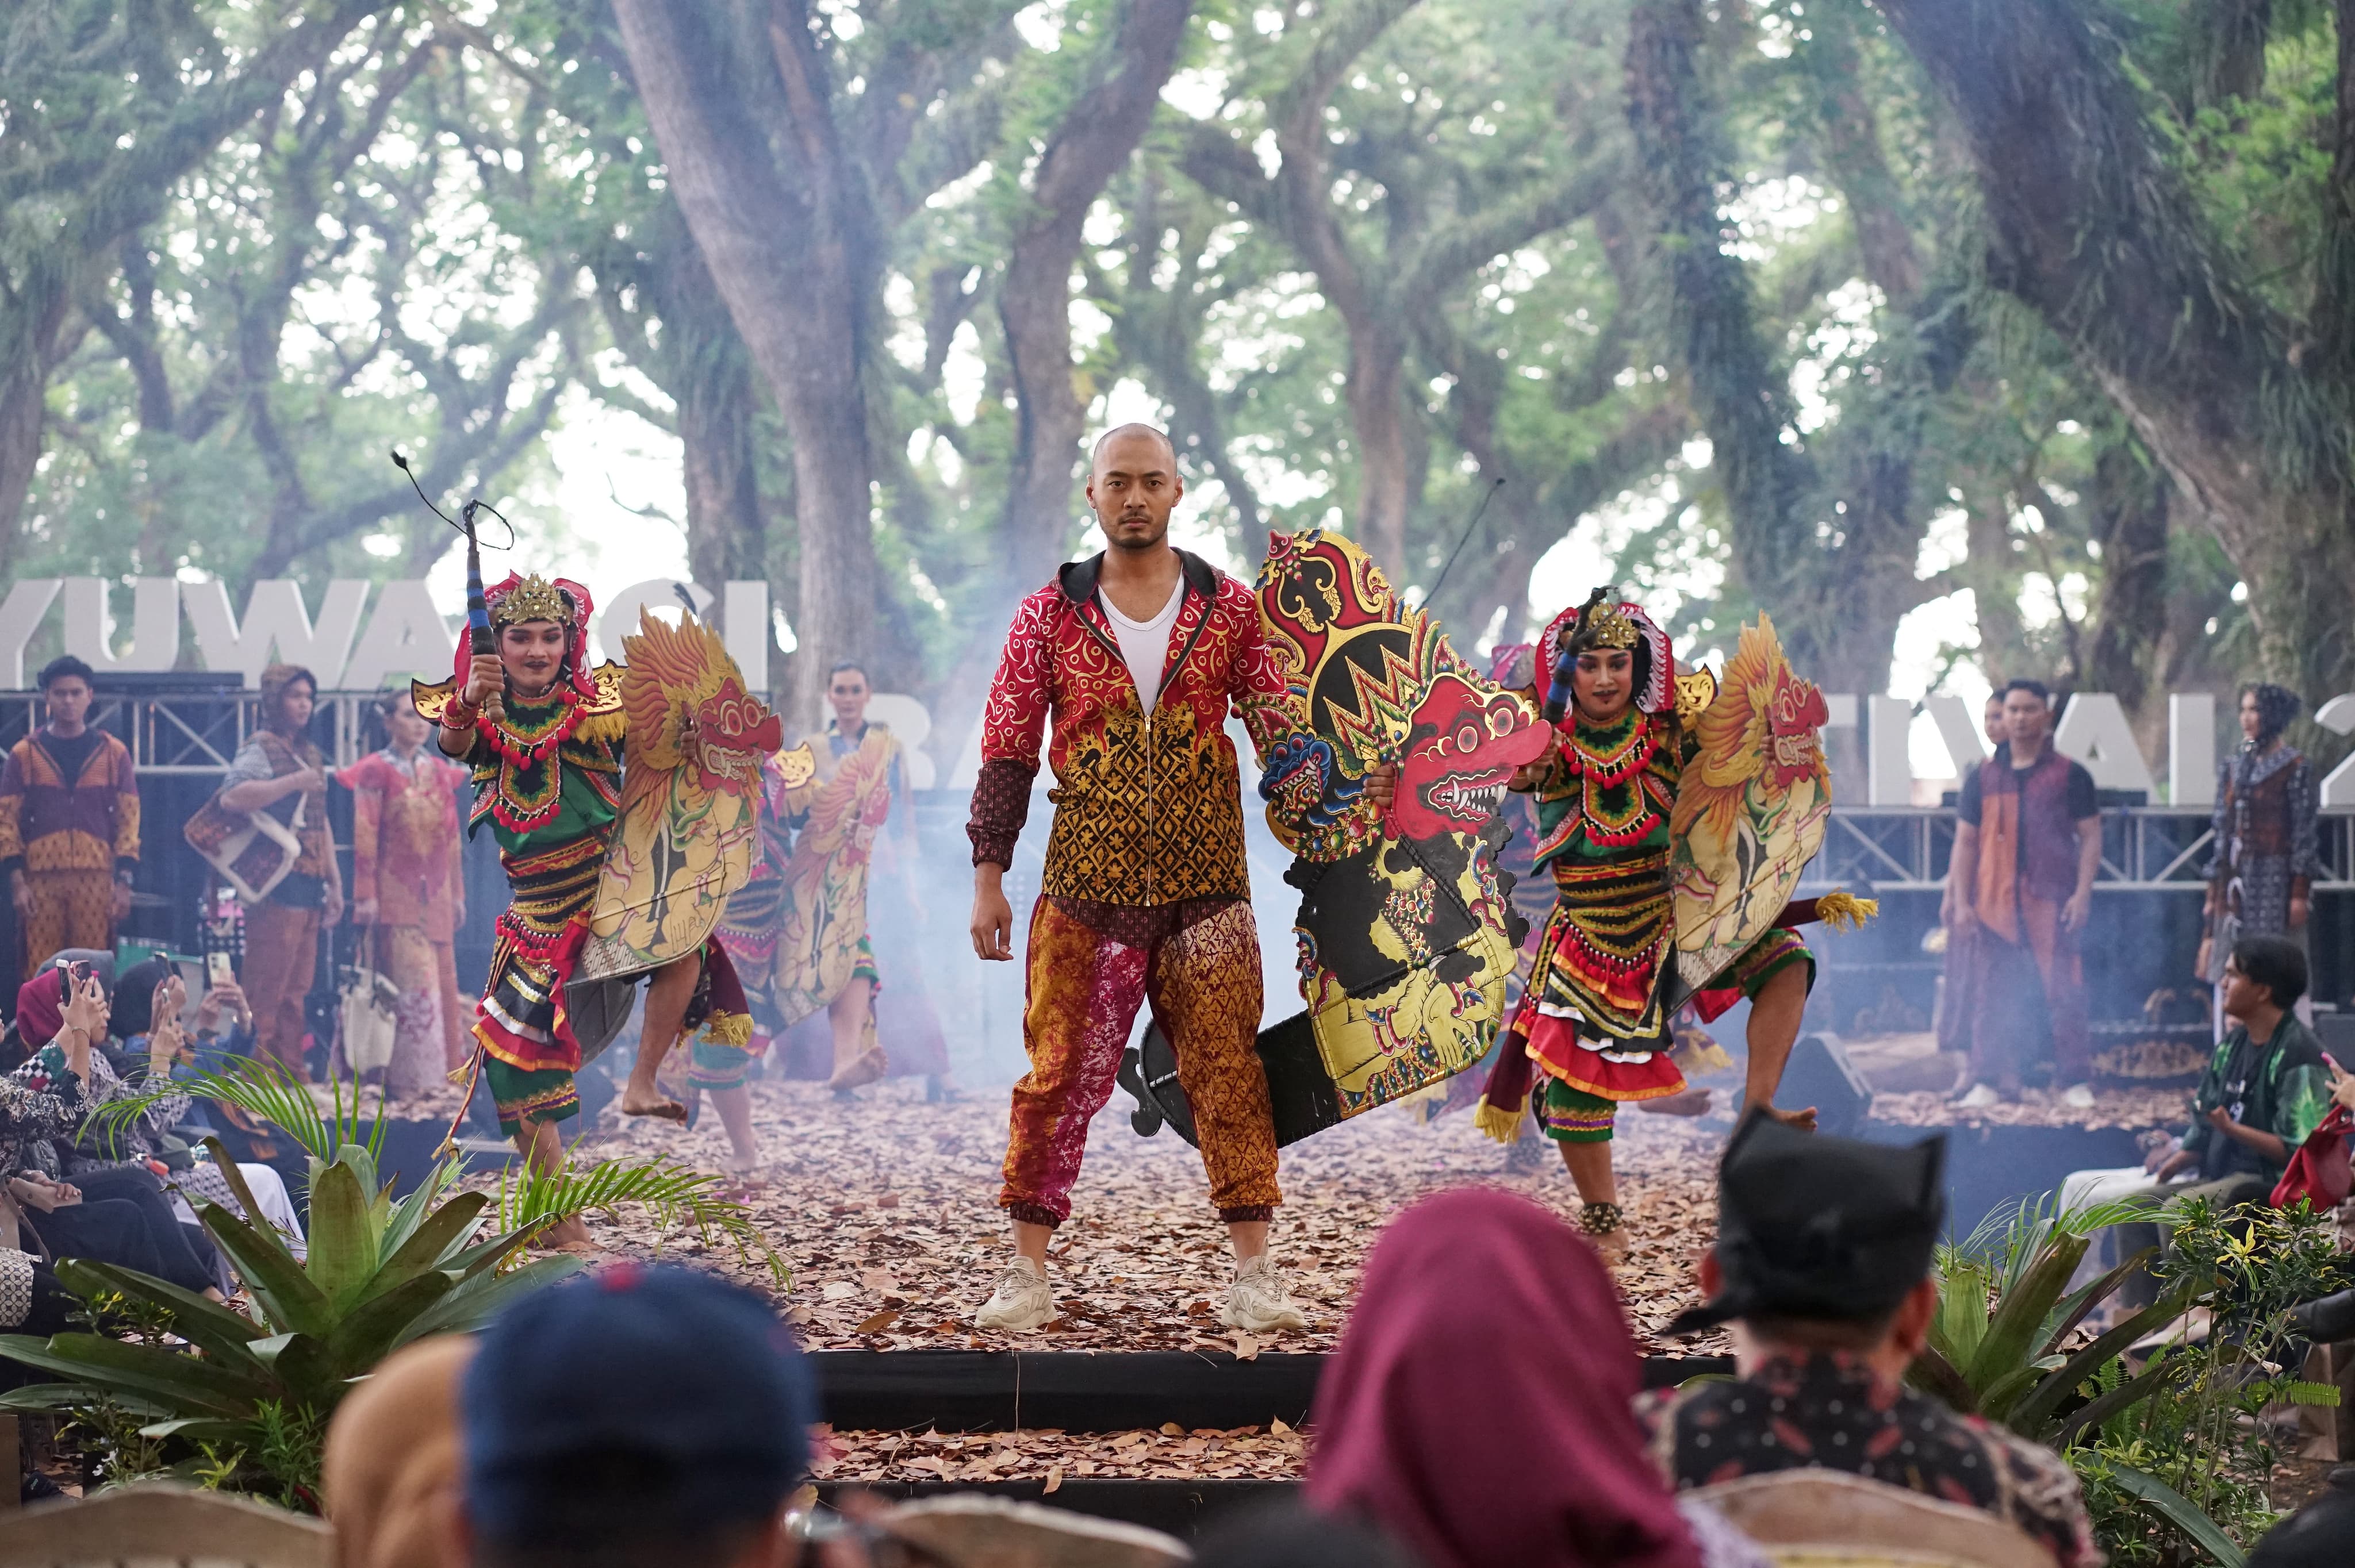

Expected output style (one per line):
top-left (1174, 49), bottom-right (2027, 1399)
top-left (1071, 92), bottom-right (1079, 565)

top-left (1057, 548), bottom-right (1217, 609)
top-left (1054, 549), bottom-right (1221, 698)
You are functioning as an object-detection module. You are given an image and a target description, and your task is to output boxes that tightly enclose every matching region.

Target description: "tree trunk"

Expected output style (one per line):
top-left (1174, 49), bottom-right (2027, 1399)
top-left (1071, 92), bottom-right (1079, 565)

top-left (2080, 441), bottom-right (2172, 739)
top-left (998, 0), bottom-right (1195, 590)
top-left (1625, 0), bottom-right (1823, 648)
top-left (680, 360), bottom-right (766, 590)
top-left (1341, 316), bottom-right (1414, 574)
top-left (1963, 498), bottom-right (2032, 685)
top-left (612, 0), bottom-right (884, 731)
top-left (1876, 0), bottom-right (2355, 693)
top-left (0, 294), bottom-right (73, 579)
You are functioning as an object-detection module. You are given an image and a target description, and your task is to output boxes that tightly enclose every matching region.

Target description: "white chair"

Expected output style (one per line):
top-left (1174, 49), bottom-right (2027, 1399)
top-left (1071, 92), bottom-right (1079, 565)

top-left (0, 1481), bottom-right (332, 1568)
top-left (879, 1493), bottom-right (1191, 1568)
top-left (1693, 1470), bottom-right (2061, 1568)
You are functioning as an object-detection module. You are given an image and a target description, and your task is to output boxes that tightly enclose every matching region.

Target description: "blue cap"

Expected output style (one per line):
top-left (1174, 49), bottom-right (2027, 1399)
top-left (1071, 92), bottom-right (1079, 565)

top-left (460, 1264), bottom-right (816, 1544)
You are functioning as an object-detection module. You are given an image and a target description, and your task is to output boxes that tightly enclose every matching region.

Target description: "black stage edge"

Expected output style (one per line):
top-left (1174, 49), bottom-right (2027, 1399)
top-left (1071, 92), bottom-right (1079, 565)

top-left (817, 1478), bottom-right (1294, 1540)
top-left (811, 1350), bottom-right (1731, 1434)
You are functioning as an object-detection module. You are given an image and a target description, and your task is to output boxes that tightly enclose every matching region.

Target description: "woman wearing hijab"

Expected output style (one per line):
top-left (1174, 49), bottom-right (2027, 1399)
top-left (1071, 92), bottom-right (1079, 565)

top-left (47, 957), bottom-right (306, 1267)
top-left (1306, 1188), bottom-right (1766, 1568)
top-left (2202, 682), bottom-right (2321, 1026)
top-left (6, 968), bottom-right (228, 1298)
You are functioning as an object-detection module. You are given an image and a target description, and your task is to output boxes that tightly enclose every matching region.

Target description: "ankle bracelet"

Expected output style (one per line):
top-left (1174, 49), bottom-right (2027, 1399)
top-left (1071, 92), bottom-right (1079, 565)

top-left (1578, 1201), bottom-right (1624, 1236)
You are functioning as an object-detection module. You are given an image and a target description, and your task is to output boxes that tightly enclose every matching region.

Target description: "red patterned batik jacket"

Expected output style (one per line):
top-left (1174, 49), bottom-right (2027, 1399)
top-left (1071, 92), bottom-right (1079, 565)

top-left (966, 550), bottom-right (1290, 911)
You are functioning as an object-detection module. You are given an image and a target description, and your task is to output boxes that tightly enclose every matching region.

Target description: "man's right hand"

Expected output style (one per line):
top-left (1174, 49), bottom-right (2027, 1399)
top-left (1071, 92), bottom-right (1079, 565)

top-left (7, 874), bottom-right (25, 920)
top-left (971, 867), bottom-right (1015, 962)
top-left (2153, 1146), bottom-right (2196, 1182)
top-left (1945, 900), bottom-right (1977, 937)
top-left (462, 653), bottom-right (504, 709)
top-left (2142, 1135), bottom-right (2182, 1174)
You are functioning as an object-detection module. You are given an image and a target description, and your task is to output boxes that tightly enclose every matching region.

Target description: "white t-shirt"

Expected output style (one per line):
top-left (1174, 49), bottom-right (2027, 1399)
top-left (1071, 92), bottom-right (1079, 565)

top-left (1102, 579), bottom-right (1184, 714)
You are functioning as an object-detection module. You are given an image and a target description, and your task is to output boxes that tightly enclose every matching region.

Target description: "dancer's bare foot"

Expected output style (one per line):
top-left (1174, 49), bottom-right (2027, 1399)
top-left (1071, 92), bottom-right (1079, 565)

top-left (1747, 1101), bottom-right (1818, 1132)
top-left (827, 1046), bottom-right (887, 1096)
top-left (619, 1082), bottom-right (688, 1121)
top-left (534, 1214), bottom-right (601, 1253)
top-left (1637, 1086), bottom-right (1713, 1117)
top-left (716, 1155), bottom-right (768, 1196)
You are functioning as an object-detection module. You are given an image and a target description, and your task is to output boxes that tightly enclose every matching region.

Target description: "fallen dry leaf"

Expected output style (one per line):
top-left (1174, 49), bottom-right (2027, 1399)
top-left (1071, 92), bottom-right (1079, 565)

top-left (419, 1062), bottom-right (2154, 1361)
top-left (1044, 1466), bottom-right (1063, 1495)
top-left (1233, 1331), bottom-right (1260, 1361)
top-left (854, 1308), bottom-right (902, 1335)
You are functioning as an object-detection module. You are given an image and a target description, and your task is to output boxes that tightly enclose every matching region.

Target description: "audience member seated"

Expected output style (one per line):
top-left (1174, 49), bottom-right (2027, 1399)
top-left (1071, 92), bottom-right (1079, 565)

top-left (1642, 1112), bottom-right (2100, 1568)
top-left (324, 1335), bottom-right (477, 1568)
top-left (59, 956), bottom-right (305, 1267)
top-left (2058, 935), bottom-right (2329, 1263)
top-left (174, 959), bottom-right (310, 1191)
top-left (6, 967), bottom-right (224, 1300)
top-left (0, 1051), bottom-right (95, 1371)
top-left (2249, 1466), bottom-right (2355, 1566)
top-left (457, 1264), bottom-right (826, 1568)
top-left (1305, 1186), bottom-right (1768, 1568)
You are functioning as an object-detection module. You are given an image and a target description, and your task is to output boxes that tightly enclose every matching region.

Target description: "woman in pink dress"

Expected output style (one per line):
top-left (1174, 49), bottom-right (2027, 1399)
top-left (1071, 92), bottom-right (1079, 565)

top-left (340, 695), bottom-right (470, 1096)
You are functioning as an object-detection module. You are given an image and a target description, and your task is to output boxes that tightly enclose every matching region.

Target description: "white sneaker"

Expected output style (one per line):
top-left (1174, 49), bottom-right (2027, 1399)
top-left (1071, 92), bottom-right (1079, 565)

top-left (974, 1257), bottom-right (1055, 1332)
top-left (2060, 1083), bottom-right (2097, 1109)
top-left (1221, 1253), bottom-right (1307, 1333)
top-left (1955, 1082), bottom-right (2001, 1109)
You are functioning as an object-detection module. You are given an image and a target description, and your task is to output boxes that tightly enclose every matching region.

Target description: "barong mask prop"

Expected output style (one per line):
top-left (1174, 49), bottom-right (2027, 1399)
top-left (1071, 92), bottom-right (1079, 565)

top-left (1666, 612), bottom-right (1834, 998)
top-left (575, 610), bottom-right (783, 988)
top-left (1123, 529), bottom-right (1547, 1150)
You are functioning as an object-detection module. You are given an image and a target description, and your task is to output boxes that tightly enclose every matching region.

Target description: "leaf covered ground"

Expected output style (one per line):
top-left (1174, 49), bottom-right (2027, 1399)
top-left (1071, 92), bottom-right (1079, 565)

top-left (432, 1070), bottom-right (2189, 1480)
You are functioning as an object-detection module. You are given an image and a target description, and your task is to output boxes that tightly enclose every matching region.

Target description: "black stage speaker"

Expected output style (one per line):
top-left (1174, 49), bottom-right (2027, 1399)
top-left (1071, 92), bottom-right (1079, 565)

top-left (2313, 1010), bottom-right (2355, 1066)
top-left (1778, 1031), bottom-right (1874, 1137)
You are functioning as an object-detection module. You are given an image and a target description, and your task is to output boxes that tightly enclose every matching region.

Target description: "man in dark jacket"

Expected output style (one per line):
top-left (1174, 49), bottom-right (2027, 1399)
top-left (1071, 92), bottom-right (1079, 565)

top-left (1641, 1112), bottom-right (2101, 1568)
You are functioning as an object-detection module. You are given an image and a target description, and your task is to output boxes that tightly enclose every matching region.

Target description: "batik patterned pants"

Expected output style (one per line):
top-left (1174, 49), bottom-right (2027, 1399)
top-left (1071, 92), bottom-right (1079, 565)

top-left (244, 900), bottom-right (321, 1079)
top-left (999, 898), bottom-right (1279, 1227)
top-left (19, 868), bottom-right (113, 971)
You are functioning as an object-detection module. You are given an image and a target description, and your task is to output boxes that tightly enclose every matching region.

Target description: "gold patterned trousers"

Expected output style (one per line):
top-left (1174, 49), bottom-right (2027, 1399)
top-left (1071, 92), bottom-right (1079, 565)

top-left (18, 868), bottom-right (114, 971)
top-left (999, 898), bottom-right (1278, 1227)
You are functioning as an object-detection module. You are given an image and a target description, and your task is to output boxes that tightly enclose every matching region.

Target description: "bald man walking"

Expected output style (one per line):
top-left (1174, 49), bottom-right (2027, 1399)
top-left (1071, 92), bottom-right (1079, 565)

top-left (966, 424), bottom-right (1353, 1334)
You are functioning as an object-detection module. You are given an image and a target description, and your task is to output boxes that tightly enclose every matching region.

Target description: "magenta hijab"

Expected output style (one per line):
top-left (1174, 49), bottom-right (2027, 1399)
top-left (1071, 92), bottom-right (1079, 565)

top-left (13, 969), bottom-right (64, 1049)
top-left (1306, 1187), bottom-right (1703, 1568)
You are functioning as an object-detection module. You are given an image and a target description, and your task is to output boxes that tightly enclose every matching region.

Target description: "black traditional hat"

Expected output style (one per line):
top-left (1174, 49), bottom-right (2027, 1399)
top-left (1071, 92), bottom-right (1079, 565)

top-left (1666, 1109), bottom-right (1947, 1336)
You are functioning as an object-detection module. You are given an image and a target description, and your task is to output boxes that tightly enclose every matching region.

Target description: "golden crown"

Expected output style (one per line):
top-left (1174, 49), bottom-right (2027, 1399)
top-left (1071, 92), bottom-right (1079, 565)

top-left (490, 575), bottom-right (574, 628)
top-left (1583, 601), bottom-right (1641, 650)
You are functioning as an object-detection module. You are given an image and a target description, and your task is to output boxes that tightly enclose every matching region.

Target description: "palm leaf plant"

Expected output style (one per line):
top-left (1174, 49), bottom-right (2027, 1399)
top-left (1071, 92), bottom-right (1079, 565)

top-left (0, 1135), bottom-right (578, 1505)
top-left (5, 1059), bottom-right (786, 1506)
top-left (1916, 1191), bottom-right (2352, 1566)
top-left (1908, 1193), bottom-right (2196, 1446)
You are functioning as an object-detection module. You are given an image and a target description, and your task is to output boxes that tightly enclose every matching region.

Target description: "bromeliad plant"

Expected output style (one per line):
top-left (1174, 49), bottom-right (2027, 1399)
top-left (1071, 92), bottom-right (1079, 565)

top-left (0, 1135), bottom-right (576, 1507)
top-left (1908, 1193), bottom-right (2196, 1445)
top-left (3, 1058), bottom-right (785, 1508)
top-left (1913, 1192), bottom-right (2352, 1568)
